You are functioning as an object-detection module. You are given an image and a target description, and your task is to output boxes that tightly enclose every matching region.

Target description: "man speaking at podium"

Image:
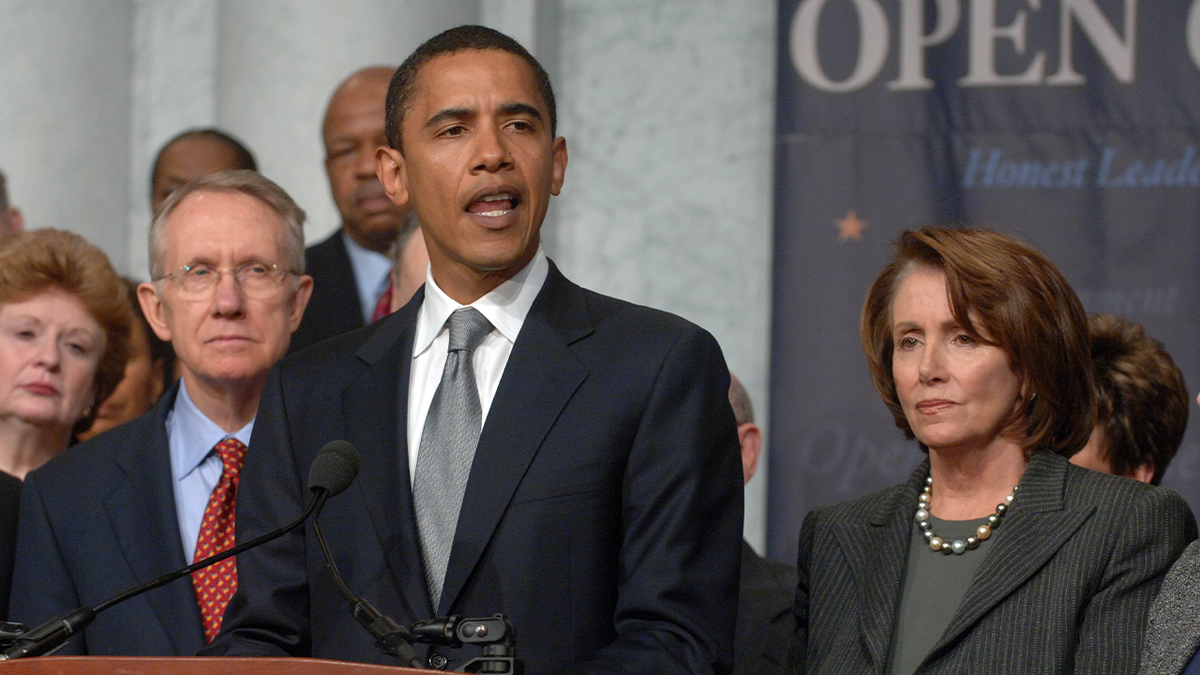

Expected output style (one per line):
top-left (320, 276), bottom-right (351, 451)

top-left (207, 25), bottom-right (743, 675)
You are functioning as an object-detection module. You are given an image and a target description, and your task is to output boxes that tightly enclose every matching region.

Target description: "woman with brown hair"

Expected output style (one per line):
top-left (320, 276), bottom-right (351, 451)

top-left (788, 226), bottom-right (1196, 675)
top-left (0, 229), bottom-right (131, 477)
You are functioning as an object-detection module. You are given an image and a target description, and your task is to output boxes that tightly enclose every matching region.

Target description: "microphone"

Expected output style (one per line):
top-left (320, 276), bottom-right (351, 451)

top-left (0, 441), bottom-right (361, 660)
top-left (307, 439), bottom-right (361, 499)
top-left (308, 442), bottom-right (423, 668)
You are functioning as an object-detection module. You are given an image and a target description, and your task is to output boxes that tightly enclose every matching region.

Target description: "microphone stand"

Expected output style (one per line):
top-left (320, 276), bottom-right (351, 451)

top-left (410, 614), bottom-right (518, 674)
top-left (312, 518), bottom-right (423, 668)
top-left (0, 491), bottom-right (327, 660)
top-left (312, 509), bottom-right (517, 672)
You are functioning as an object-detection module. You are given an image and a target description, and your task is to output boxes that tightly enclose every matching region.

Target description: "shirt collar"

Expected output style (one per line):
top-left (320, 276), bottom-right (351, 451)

top-left (167, 378), bottom-right (255, 481)
top-left (413, 246), bottom-right (549, 357)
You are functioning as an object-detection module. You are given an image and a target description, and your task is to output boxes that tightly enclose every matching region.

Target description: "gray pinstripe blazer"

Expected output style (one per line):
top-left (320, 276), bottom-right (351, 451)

top-left (788, 451), bottom-right (1196, 675)
top-left (1140, 540), bottom-right (1200, 675)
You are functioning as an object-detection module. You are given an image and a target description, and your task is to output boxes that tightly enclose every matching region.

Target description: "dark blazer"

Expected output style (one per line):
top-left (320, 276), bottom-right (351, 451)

top-left (1140, 540), bottom-right (1200, 675)
top-left (8, 385), bottom-right (206, 655)
top-left (291, 229), bottom-right (365, 353)
top-left (207, 262), bottom-right (744, 674)
top-left (735, 540), bottom-right (798, 675)
top-left (0, 470), bottom-right (21, 621)
top-left (788, 451), bottom-right (1196, 675)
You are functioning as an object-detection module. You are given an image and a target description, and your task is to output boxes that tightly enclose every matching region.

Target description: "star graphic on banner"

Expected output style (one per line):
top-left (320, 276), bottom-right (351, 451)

top-left (836, 209), bottom-right (867, 242)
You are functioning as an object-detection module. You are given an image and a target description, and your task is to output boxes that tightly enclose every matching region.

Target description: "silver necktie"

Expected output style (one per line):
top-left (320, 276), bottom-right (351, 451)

top-left (413, 307), bottom-right (493, 606)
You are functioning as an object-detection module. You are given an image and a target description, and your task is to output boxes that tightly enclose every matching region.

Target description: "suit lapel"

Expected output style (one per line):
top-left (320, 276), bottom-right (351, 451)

top-left (344, 293), bottom-right (434, 620)
top-left (438, 265), bottom-right (592, 614)
top-left (932, 452), bottom-right (1095, 654)
top-left (836, 461), bottom-right (925, 673)
top-left (101, 386), bottom-right (205, 654)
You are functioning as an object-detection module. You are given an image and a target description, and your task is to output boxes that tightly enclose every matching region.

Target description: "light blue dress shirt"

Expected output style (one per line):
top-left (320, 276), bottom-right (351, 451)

top-left (342, 231), bottom-right (393, 324)
top-left (166, 379), bottom-right (254, 563)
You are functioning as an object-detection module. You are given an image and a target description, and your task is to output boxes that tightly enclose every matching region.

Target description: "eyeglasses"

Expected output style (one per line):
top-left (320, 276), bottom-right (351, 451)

top-left (158, 262), bottom-right (295, 299)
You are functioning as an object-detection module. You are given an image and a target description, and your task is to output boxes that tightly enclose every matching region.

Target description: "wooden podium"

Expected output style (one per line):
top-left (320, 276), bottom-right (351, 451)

top-left (0, 656), bottom-right (428, 674)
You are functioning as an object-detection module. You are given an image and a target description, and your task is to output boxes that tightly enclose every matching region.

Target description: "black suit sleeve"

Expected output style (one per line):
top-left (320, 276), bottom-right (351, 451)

top-left (8, 471), bottom-right (86, 654)
top-left (0, 471), bottom-right (20, 622)
top-left (204, 365), bottom-right (310, 656)
top-left (558, 326), bottom-right (743, 675)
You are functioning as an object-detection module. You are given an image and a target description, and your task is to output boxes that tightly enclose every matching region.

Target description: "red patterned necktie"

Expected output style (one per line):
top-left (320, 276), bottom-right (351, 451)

top-left (191, 438), bottom-right (247, 643)
top-left (372, 282), bottom-right (394, 322)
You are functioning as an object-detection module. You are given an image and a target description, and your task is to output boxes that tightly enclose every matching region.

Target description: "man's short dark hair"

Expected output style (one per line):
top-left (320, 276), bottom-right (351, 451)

top-left (384, 25), bottom-right (556, 153)
top-left (0, 168), bottom-right (9, 211)
top-left (1089, 313), bottom-right (1189, 485)
top-left (150, 128), bottom-right (258, 188)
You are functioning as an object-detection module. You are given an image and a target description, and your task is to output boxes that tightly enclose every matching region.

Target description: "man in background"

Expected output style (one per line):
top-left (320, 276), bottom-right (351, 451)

top-left (0, 168), bottom-right (25, 237)
top-left (10, 171), bottom-right (312, 655)
top-left (291, 66), bottom-right (410, 352)
top-left (1069, 313), bottom-right (1188, 485)
top-left (151, 128), bottom-right (258, 212)
top-left (728, 372), bottom-right (797, 675)
top-left (370, 210), bottom-right (428, 320)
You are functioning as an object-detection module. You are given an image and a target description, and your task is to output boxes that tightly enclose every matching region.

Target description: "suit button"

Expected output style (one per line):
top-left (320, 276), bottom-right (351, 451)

top-left (428, 652), bottom-right (448, 670)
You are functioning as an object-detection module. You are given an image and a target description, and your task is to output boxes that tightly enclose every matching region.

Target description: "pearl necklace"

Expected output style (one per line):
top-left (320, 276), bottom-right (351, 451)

top-left (914, 475), bottom-right (1017, 555)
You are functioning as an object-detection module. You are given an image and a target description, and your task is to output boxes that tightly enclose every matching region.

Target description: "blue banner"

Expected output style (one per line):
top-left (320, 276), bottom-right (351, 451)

top-left (768, 0), bottom-right (1200, 562)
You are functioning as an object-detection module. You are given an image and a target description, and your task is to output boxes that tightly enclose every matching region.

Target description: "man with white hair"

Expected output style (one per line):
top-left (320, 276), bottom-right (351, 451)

top-left (10, 170), bottom-right (312, 655)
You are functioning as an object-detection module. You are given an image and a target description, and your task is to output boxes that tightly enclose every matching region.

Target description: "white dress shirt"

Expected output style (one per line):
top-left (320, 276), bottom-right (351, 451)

top-left (405, 247), bottom-right (549, 484)
top-left (166, 378), bottom-right (254, 563)
top-left (342, 230), bottom-right (394, 324)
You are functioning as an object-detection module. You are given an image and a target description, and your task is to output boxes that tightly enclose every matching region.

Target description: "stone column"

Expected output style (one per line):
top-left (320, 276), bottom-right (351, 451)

top-left (212, 0), bottom-right (480, 246)
top-left (127, 0), bottom-right (219, 278)
top-left (0, 0), bottom-right (134, 270)
top-left (553, 0), bottom-right (777, 551)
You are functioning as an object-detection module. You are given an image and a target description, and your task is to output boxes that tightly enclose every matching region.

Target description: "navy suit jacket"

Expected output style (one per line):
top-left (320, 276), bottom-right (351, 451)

top-left (291, 229), bottom-right (365, 354)
top-left (734, 541), bottom-right (797, 675)
top-left (8, 385), bottom-right (206, 655)
top-left (207, 262), bottom-right (744, 674)
top-left (0, 470), bottom-right (21, 621)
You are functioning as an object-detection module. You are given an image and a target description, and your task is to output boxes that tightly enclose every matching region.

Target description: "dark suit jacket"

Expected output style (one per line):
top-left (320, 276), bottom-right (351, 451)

top-left (291, 229), bottom-right (365, 353)
top-left (8, 385), bottom-right (206, 655)
top-left (735, 540), bottom-right (798, 675)
top-left (1140, 540), bottom-right (1200, 675)
top-left (207, 262), bottom-right (744, 674)
top-left (0, 470), bottom-right (21, 622)
top-left (788, 451), bottom-right (1196, 675)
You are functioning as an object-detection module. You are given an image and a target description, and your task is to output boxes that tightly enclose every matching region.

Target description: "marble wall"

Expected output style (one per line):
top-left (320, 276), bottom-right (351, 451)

top-left (552, 0), bottom-right (777, 551)
top-left (130, 0), bottom-right (479, 280)
top-left (0, 0), bottom-right (778, 552)
top-left (0, 0), bottom-right (133, 267)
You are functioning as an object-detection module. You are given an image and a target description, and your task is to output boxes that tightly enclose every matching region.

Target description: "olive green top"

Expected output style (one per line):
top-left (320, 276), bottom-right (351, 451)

top-left (886, 515), bottom-right (996, 675)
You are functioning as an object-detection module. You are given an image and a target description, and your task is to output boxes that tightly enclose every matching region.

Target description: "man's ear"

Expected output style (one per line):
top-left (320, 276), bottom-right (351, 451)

top-left (137, 282), bottom-right (172, 343)
top-left (550, 137), bottom-right (568, 196)
top-left (287, 275), bottom-right (315, 333)
top-left (738, 422), bottom-right (762, 485)
top-left (376, 146), bottom-right (409, 206)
